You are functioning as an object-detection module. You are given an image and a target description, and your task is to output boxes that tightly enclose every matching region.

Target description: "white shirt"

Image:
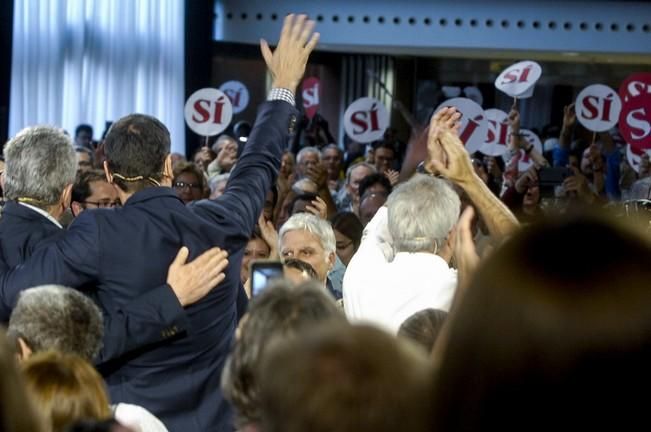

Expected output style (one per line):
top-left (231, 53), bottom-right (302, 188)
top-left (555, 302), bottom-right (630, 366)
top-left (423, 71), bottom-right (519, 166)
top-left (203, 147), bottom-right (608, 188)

top-left (17, 202), bottom-right (63, 229)
top-left (343, 207), bottom-right (457, 334)
top-left (113, 403), bottom-right (169, 432)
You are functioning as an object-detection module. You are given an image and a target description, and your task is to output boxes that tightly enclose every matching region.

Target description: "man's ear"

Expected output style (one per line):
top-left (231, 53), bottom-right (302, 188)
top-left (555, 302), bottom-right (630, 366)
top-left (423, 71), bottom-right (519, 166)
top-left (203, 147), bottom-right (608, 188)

top-left (71, 201), bottom-right (83, 217)
top-left (161, 154), bottom-right (174, 187)
top-left (103, 160), bottom-right (113, 184)
top-left (327, 251), bottom-right (336, 271)
top-left (17, 337), bottom-right (32, 361)
top-left (61, 184), bottom-right (73, 210)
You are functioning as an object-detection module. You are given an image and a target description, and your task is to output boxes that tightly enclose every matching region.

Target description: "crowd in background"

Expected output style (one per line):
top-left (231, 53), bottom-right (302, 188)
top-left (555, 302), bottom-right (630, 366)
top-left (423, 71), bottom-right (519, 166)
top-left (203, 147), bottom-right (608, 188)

top-left (0, 13), bottom-right (649, 432)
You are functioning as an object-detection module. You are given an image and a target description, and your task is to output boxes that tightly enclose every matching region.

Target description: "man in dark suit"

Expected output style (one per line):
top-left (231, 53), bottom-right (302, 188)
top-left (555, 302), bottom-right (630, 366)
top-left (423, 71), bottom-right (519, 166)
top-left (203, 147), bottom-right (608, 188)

top-left (0, 14), bottom-right (318, 431)
top-left (0, 125), bottom-right (229, 359)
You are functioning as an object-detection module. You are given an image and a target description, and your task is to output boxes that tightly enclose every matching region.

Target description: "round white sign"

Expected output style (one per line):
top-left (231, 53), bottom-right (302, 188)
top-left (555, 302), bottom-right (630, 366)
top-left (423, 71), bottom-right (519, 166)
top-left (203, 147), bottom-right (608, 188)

top-left (219, 80), bottom-right (250, 114)
top-left (495, 60), bottom-right (542, 99)
top-left (184, 88), bottom-right (233, 136)
top-left (517, 129), bottom-right (543, 171)
top-left (626, 144), bottom-right (651, 174)
top-left (434, 98), bottom-right (488, 154)
top-left (480, 109), bottom-right (510, 156)
top-left (343, 97), bottom-right (389, 143)
top-left (575, 84), bottom-right (622, 132)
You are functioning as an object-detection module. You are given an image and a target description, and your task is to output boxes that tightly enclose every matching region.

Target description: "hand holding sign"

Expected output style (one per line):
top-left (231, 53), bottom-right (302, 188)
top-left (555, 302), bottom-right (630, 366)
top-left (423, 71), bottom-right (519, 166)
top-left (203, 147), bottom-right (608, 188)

top-left (260, 14), bottom-right (320, 93)
top-left (575, 84), bottom-right (622, 132)
top-left (495, 61), bottom-right (542, 99)
top-left (302, 77), bottom-right (320, 119)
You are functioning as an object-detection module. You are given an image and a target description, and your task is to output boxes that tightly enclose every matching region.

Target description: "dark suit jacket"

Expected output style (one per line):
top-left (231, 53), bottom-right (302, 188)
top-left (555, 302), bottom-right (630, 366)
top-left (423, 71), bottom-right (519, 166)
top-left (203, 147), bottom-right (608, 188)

top-left (0, 201), bottom-right (64, 267)
top-left (0, 100), bottom-right (297, 431)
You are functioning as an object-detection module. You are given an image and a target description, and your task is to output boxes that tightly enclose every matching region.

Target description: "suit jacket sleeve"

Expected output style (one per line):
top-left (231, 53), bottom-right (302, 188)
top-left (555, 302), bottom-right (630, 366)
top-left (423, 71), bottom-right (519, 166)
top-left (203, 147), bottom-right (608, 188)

top-left (192, 100), bottom-right (296, 252)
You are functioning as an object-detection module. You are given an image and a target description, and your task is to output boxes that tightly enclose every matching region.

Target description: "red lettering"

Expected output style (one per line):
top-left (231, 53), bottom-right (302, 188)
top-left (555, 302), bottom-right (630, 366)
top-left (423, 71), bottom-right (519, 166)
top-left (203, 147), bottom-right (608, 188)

top-left (501, 69), bottom-right (519, 84)
top-left (486, 120), bottom-right (497, 143)
top-left (192, 99), bottom-right (211, 123)
top-left (225, 89), bottom-right (242, 108)
top-left (460, 115), bottom-right (483, 143)
top-left (498, 122), bottom-right (509, 145)
top-left (581, 96), bottom-right (600, 120)
top-left (351, 111), bottom-right (368, 134)
top-left (213, 96), bottom-right (226, 124)
top-left (601, 94), bottom-right (613, 122)
top-left (518, 65), bottom-right (532, 83)
top-left (369, 103), bottom-right (380, 131)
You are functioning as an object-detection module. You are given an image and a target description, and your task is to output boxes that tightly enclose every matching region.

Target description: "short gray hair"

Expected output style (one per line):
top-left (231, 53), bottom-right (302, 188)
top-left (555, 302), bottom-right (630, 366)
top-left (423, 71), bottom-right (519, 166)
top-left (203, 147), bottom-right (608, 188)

top-left (8, 285), bottom-right (103, 361)
top-left (4, 126), bottom-right (76, 207)
top-left (345, 162), bottom-right (376, 185)
top-left (209, 172), bottom-right (230, 194)
top-left (297, 147), bottom-right (321, 165)
top-left (387, 174), bottom-right (460, 253)
top-left (279, 213), bottom-right (336, 256)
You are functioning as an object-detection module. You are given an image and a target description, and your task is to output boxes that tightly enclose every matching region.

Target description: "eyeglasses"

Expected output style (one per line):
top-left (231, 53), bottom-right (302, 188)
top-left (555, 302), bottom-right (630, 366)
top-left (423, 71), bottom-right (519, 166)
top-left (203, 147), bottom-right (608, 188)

top-left (336, 240), bottom-right (353, 250)
top-left (174, 181), bottom-right (202, 190)
top-left (82, 200), bottom-right (120, 208)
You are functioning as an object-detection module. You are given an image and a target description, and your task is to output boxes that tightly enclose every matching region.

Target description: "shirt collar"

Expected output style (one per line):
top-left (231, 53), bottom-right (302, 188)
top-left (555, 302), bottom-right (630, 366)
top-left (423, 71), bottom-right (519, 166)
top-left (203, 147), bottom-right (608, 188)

top-left (17, 202), bottom-right (63, 229)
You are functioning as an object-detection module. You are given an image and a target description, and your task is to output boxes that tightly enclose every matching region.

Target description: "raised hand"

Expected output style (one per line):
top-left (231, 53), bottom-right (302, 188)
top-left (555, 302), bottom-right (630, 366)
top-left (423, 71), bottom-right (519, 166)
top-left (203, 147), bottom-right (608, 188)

top-left (167, 247), bottom-right (229, 306)
top-left (384, 169), bottom-right (400, 187)
top-left (258, 214), bottom-right (279, 259)
top-left (508, 105), bottom-right (521, 134)
top-left (563, 103), bottom-right (577, 129)
top-left (427, 125), bottom-right (475, 186)
top-left (216, 140), bottom-right (238, 172)
top-left (305, 163), bottom-right (328, 190)
top-left (454, 206), bottom-right (480, 293)
top-left (305, 196), bottom-right (328, 219)
top-left (432, 106), bottom-right (462, 135)
top-left (260, 14), bottom-right (320, 93)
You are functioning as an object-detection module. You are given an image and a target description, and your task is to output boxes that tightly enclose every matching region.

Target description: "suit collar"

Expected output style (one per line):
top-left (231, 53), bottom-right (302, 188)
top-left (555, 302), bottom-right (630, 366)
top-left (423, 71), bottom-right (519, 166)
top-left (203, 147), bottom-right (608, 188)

top-left (123, 186), bottom-right (184, 207)
top-left (3, 201), bottom-right (63, 228)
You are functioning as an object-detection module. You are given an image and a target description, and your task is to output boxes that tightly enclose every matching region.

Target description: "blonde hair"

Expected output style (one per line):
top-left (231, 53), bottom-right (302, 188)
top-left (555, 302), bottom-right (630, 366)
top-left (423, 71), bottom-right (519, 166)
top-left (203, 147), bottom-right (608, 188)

top-left (21, 352), bottom-right (111, 432)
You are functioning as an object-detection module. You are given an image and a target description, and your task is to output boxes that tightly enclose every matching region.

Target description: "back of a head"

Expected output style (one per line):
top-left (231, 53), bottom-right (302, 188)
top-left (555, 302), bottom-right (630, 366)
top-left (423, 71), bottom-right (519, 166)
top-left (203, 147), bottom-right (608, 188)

top-left (222, 280), bottom-right (344, 427)
top-left (387, 174), bottom-right (460, 253)
top-left (4, 126), bottom-right (76, 207)
top-left (398, 308), bottom-right (448, 354)
top-left (330, 212), bottom-right (363, 250)
top-left (103, 114), bottom-right (170, 192)
top-left (8, 285), bottom-right (103, 361)
top-left (431, 212), bottom-right (651, 430)
top-left (0, 329), bottom-right (45, 432)
top-left (21, 351), bottom-right (111, 432)
top-left (259, 323), bottom-right (434, 432)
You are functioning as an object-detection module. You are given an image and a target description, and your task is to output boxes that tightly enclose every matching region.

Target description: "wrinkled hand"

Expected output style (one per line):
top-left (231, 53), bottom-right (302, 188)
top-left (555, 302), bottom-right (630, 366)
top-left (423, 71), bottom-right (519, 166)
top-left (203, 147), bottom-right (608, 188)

top-left (216, 141), bottom-right (238, 172)
top-left (258, 214), bottom-right (279, 258)
top-left (167, 247), bottom-right (229, 307)
top-left (427, 126), bottom-right (476, 186)
top-left (384, 169), bottom-right (400, 187)
top-left (432, 106), bottom-right (462, 135)
top-left (563, 103), bottom-right (577, 129)
top-left (564, 167), bottom-right (594, 202)
top-left (454, 206), bottom-right (479, 293)
top-left (260, 14), bottom-right (319, 93)
top-left (305, 163), bottom-right (328, 190)
top-left (305, 196), bottom-right (327, 219)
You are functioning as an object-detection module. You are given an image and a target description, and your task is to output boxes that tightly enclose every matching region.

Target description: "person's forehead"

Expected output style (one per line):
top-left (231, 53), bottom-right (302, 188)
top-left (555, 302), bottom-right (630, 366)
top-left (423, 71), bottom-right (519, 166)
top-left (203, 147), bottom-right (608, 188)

top-left (302, 152), bottom-right (319, 160)
top-left (88, 180), bottom-right (115, 197)
top-left (323, 148), bottom-right (341, 158)
top-left (375, 147), bottom-right (394, 156)
top-left (246, 237), bottom-right (269, 251)
top-left (281, 229), bottom-right (324, 249)
top-left (177, 172), bottom-right (199, 182)
top-left (351, 166), bottom-right (372, 178)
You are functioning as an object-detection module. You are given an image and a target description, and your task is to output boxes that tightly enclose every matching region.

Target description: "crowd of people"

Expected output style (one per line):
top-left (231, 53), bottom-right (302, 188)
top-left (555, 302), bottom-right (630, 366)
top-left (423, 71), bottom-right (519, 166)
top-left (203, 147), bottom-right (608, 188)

top-left (0, 13), bottom-right (649, 432)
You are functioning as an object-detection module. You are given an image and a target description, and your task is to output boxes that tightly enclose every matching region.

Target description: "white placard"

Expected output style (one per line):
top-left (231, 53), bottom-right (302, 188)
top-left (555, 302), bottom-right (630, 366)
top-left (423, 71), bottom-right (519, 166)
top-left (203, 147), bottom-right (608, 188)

top-left (184, 88), bottom-right (233, 136)
top-left (434, 98), bottom-right (488, 154)
top-left (495, 60), bottom-right (542, 99)
top-left (219, 80), bottom-right (250, 114)
top-left (463, 86), bottom-right (484, 107)
top-left (626, 144), bottom-right (651, 174)
top-left (343, 97), bottom-right (389, 143)
top-left (517, 129), bottom-right (543, 171)
top-left (480, 109), bottom-right (510, 156)
top-left (575, 84), bottom-right (622, 132)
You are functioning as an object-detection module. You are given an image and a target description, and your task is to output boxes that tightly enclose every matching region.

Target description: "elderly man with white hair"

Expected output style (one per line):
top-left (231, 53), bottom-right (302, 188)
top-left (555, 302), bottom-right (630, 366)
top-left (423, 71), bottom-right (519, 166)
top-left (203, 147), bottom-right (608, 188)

top-left (343, 113), bottom-right (519, 333)
top-left (278, 213), bottom-right (344, 298)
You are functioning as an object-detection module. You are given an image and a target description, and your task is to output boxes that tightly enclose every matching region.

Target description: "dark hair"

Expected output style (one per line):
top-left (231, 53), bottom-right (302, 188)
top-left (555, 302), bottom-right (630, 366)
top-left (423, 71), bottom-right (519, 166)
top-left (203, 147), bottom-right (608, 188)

top-left (371, 139), bottom-right (396, 153)
top-left (289, 193), bottom-right (319, 216)
top-left (103, 114), bottom-right (170, 192)
top-left (397, 308), bottom-right (447, 354)
top-left (430, 212), bottom-right (651, 431)
top-left (259, 323), bottom-right (434, 432)
top-left (222, 280), bottom-right (343, 428)
top-left (330, 212), bottom-right (363, 251)
top-left (283, 258), bottom-right (319, 280)
top-left (358, 173), bottom-right (392, 201)
top-left (71, 170), bottom-right (108, 204)
top-left (74, 124), bottom-right (93, 138)
top-left (173, 161), bottom-right (206, 192)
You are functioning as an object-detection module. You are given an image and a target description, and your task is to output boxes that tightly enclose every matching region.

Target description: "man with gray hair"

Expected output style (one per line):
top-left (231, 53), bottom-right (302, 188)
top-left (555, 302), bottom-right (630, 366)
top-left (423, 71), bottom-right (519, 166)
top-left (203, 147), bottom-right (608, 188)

top-left (278, 213), bottom-right (342, 298)
top-left (343, 114), bottom-right (519, 333)
top-left (335, 162), bottom-right (376, 213)
top-left (296, 146), bottom-right (321, 179)
top-left (8, 285), bottom-right (103, 361)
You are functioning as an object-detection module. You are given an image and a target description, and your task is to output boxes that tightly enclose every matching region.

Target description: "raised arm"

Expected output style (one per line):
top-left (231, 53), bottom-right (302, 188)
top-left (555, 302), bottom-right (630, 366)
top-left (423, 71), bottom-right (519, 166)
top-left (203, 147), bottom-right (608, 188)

top-left (428, 125), bottom-right (519, 238)
top-left (193, 15), bottom-right (319, 247)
